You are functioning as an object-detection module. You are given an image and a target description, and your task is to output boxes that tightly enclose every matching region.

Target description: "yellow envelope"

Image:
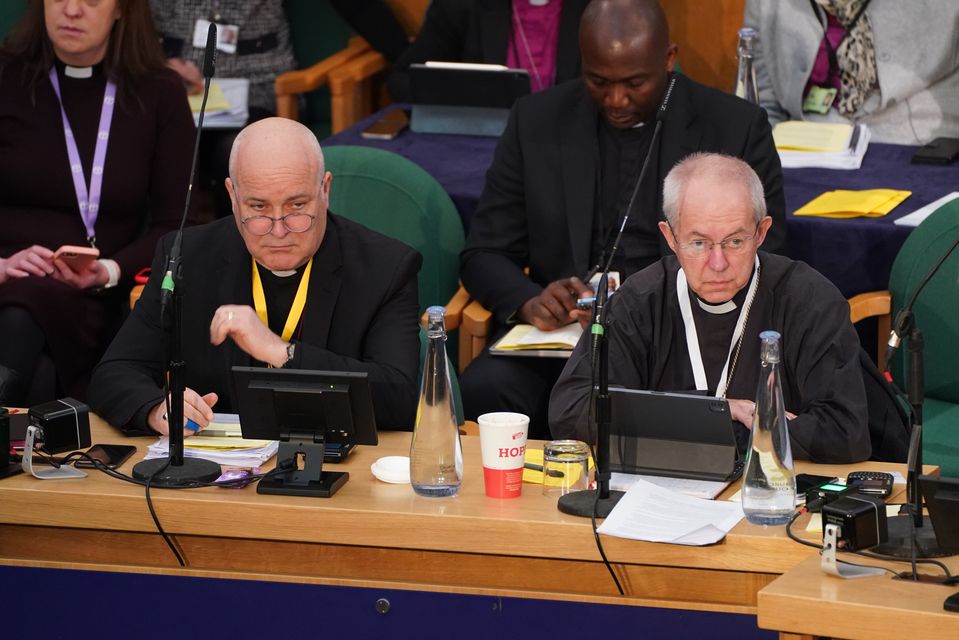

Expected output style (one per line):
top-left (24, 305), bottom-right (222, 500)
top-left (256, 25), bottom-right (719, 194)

top-left (794, 189), bottom-right (911, 218)
top-left (188, 81), bottom-right (230, 113)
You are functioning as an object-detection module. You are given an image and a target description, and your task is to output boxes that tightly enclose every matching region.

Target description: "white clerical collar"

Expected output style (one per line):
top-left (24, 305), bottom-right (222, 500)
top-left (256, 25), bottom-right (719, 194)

top-left (696, 297), bottom-right (737, 315)
top-left (63, 65), bottom-right (93, 79)
top-left (270, 269), bottom-right (297, 278)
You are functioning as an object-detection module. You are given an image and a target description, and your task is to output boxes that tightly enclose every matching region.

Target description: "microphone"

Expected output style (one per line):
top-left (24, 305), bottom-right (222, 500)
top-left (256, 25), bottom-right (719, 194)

top-left (882, 234), bottom-right (959, 372)
top-left (159, 22), bottom-right (217, 316)
top-left (134, 23), bottom-right (222, 487)
top-left (557, 76), bottom-right (678, 521)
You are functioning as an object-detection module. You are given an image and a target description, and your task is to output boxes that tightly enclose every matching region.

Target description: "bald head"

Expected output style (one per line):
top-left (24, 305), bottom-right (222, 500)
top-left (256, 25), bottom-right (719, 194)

top-left (579, 0), bottom-right (676, 128)
top-left (580, 0), bottom-right (670, 56)
top-left (225, 117), bottom-right (332, 272)
top-left (228, 117), bottom-right (324, 187)
top-left (663, 153), bottom-right (767, 228)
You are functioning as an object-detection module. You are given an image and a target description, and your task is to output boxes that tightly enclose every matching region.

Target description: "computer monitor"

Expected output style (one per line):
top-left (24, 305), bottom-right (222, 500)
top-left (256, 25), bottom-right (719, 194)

top-left (231, 367), bottom-right (378, 497)
top-left (919, 474), bottom-right (959, 553)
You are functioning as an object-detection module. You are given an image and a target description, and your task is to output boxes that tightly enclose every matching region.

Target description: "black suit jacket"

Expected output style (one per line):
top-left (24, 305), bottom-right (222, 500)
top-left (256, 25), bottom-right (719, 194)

top-left (388, 0), bottom-right (589, 102)
top-left (89, 214), bottom-right (422, 433)
top-left (460, 74), bottom-right (787, 324)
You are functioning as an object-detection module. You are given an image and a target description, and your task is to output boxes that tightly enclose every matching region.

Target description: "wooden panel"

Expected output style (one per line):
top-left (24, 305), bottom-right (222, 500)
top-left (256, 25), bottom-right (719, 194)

top-left (759, 555), bottom-right (959, 640)
top-left (663, 0), bottom-right (746, 92)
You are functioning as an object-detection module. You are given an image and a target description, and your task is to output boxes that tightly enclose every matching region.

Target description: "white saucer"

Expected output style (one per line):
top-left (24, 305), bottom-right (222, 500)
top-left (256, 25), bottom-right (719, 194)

top-left (371, 456), bottom-right (410, 484)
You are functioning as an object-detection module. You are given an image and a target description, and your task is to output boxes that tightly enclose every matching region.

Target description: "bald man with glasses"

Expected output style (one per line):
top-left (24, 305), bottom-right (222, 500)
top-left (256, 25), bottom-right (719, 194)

top-left (90, 118), bottom-right (422, 435)
top-left (550, 153), bottom-right (872, 464)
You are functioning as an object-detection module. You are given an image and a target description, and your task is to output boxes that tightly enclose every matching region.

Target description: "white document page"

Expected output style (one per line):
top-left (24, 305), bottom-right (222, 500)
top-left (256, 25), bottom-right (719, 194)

top-left (597, 480), bottom-right (744, 546)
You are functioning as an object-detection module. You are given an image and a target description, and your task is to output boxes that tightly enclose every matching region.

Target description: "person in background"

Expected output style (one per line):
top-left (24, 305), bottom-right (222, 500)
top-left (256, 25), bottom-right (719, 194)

top-left (459, 0), bottom-right (784, 439)
top-left (550, 153), bottom-right (871, 463)
top-left (743, 0), bottom-right (959, 145)
top-left (89, 118), bottom-right (421, 436)
top-left (0, 0), bottom-right (194, 405)
top-left (388, 0), bottom-right (591, 102)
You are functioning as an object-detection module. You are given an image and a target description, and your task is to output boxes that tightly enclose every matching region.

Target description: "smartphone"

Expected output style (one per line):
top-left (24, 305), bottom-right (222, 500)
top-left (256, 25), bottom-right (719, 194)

top-left (52, 245), bottom-right (100, 270)
top-left (846, 470), bottom-right (894, 497)
top-left (75, 444), bottom-right (136, 469)
top-left (911, 137), bottom-right (959, 165)
top-left (576, 297), bottom-right (595, 310)
top-left (795, 473), bottom-right (838, 494)
top-left (361, 109), bottom-right (409, 140)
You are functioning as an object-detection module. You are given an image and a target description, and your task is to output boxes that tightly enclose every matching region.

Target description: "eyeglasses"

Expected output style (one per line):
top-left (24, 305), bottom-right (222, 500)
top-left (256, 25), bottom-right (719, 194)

top-left (671, 224), bottom-right (760, 258)
top-left (240, 213), bottom-right (317, 236)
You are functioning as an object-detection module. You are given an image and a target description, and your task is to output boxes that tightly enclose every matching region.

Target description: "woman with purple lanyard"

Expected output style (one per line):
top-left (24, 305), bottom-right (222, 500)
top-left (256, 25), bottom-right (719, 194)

top-left (0, 0), bottom-right (194, 405)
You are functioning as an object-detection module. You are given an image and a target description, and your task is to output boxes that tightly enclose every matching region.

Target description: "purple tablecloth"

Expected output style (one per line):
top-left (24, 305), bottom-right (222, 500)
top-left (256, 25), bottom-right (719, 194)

top-left (324, 106), bottom-right (959, 297)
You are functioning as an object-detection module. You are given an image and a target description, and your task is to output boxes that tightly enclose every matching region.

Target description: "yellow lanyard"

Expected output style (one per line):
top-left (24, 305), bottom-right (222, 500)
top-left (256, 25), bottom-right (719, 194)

top-left (251, 257), bottom-right (313, 342)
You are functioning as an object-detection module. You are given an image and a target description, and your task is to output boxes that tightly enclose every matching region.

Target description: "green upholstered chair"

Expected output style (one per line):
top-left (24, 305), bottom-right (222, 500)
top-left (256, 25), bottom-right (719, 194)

top-left (322, 145), bottom-right (466, 316)
top-left (322, 145), bottom-right (467, 423)
top-left (278, 0), bottom-right (359, 140)
top-left (849, 199), bottom-right (959, 475)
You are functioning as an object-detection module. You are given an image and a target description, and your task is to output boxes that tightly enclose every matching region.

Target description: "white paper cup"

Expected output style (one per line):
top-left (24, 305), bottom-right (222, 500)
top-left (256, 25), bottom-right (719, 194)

top-left (478, 412), bottom-right (530, 498)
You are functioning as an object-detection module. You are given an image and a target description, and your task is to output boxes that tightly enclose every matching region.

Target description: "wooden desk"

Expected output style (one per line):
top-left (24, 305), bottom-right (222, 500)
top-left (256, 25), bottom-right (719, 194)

top-left (0, 416), bottom-right (918, 615)
top-left (758, 555), bottom-right (959, 640)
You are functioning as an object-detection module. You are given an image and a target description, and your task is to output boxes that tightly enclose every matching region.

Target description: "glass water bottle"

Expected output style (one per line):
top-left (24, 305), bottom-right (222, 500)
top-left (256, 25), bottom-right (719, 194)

top-left (742, 330), bottom-right (796, 525)
top-left (734, 27), bottom-right (760, 105)
top-left (410, 306), bottom-right (463, 497)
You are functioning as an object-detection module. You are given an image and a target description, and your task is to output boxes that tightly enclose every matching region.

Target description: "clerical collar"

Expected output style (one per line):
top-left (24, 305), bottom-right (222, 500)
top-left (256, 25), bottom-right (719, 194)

top-left (692, 269), bottom-right (756, 315)
top-left (54, 59), bottom-right (103, 79)
top-left (269, 269), bottom-right (297, 277)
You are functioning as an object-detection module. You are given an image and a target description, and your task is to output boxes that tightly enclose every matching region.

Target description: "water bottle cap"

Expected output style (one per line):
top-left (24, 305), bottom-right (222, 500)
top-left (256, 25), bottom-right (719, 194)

top-left (759, 330), bottom-right (781, 363)
top-left (738, 27), bottom-right (758, 40)
top-left (426, 306), bottom-right (446, 322)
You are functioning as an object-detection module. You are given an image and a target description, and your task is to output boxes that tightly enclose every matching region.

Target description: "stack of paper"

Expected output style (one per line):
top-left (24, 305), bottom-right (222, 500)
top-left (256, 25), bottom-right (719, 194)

top-left (794, 188), bottom-right (912, 218)
top-left (774, 121), bottom-right (870, 170)
top-left (597, 480), bottom-right (744, 545)
top-left (144, 413), bottom-right (277, 469)
top-left (190, 78), bottom-right (250, 129)
top-left (609, 472), bottom-right (732, 500)
top-left (894, 191), bottom-right (959, 227)
top-left (491, 323), bottom-right (583, 355)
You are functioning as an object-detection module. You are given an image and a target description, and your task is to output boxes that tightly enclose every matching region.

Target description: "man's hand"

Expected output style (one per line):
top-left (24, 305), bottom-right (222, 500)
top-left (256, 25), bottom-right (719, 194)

top-left (166, 57), bottom-right (204, 95)
top-left (0, 245), bottom-right (55, 284)
top-left (147, 388), bottom-right (218, 436)
top-left (210, 305), bottom-right (290, 367)
top-left (50, 257), bottom-right (110, 289)
top-left (728, 398), bottom-right (797, 429)
top-left (518, 277), bottom-right (593, 331)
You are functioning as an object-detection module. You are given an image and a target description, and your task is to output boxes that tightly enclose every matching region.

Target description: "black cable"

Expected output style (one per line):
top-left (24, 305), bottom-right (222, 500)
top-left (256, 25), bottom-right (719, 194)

top-left (145, 459), bottom-right (186, 567)
top-left (591, 482), bottom-right (624, 596)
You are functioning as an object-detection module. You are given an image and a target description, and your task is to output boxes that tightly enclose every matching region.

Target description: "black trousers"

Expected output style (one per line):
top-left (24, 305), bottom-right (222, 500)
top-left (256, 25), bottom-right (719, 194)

top-left (459, 327), bottom-right (568, 441)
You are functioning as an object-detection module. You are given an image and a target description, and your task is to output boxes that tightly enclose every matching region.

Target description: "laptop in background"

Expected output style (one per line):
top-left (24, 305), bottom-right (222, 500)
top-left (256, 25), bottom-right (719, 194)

top-left (608, 388), bottom-right (743, 483)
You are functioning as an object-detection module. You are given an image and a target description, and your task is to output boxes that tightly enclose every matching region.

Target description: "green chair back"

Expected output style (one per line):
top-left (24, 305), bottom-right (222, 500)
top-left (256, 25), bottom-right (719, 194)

top-left (323, 145), bottom-right (465, 314)
top-left (0, 1), bottom-right (26, 40)
top-left (283, 0), bottom-right (354, 139)
top-left (888, 198), bottom-right (959, 475)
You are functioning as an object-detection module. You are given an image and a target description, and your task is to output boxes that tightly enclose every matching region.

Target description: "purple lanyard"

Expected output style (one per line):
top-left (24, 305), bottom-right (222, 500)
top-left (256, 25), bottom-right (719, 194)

top-left (48, 67), bottom-right (117, 246)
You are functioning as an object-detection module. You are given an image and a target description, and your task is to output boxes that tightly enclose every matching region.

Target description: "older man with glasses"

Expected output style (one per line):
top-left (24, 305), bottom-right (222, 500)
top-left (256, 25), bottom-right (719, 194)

top-left (550, 153), bottom-right (871, 463)
top-left (90, 118), bottom-right (422, 436)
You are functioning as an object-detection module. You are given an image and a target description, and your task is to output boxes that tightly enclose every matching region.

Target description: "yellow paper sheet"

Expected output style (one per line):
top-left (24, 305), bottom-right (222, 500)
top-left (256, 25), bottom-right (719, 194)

top-left (794, 189), bottom-right (912, 218)
top-left (494, 323), bottom-right (582, 350)
top-left (773, 121), bottom-right (853, 152)
top-left (188, 81), bottom-right (230, 113)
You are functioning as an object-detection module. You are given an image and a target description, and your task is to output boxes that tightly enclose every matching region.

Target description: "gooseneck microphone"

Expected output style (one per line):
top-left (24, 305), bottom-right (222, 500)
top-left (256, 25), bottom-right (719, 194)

top-left (134, 23), bottom-right (222, 486)
top-left (558, 76), bottom-right (678, 521)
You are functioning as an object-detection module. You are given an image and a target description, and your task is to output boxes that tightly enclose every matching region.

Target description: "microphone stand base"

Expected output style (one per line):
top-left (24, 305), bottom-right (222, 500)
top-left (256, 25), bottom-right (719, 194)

top-left (557, 489), bottom-right (625, 518)
top-left (133, 457), bottom-right (222, 487)
top-left (871, 515), bottom-right (951, 559)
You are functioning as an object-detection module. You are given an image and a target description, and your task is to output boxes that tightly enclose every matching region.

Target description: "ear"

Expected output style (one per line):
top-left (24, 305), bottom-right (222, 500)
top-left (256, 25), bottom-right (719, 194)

top-left (665, 43), bottom-right (679, 73)
top-left (659, 220), bottom-right (678, 253)
top-left (224, 177), bottom-right (238, 214)
top-left (321, 171), bottom-right (332, 200)
top-left (754, 216), bottom-right (773, 248)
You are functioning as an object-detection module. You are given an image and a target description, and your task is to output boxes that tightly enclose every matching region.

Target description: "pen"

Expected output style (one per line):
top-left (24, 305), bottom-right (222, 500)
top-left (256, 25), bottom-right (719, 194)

top-left (524, 462), bottom-right (565, 478)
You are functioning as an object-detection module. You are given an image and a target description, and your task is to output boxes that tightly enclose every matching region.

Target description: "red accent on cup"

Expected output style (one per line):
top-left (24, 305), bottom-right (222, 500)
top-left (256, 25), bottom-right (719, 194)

top-left (483, 466), bottom-right (523, 498)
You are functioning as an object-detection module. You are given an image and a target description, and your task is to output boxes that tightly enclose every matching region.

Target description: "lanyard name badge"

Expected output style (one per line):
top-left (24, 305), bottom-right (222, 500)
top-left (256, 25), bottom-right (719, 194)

top-left (48, 68), bottom-right (116, 246)
top-left (252, 258), bottom-right (313, 364)
top-left (676, 257), bottom-right (760, 398)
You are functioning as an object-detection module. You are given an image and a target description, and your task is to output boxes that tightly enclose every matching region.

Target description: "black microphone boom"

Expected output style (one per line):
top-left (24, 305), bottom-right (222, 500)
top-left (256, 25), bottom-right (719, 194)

top-left (134, 23), bottom-right (221, 486)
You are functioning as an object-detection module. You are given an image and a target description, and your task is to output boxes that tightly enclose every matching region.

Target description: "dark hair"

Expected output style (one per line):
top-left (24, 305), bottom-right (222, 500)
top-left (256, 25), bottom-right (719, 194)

top-left (1, 0), bottom-right (168, 107)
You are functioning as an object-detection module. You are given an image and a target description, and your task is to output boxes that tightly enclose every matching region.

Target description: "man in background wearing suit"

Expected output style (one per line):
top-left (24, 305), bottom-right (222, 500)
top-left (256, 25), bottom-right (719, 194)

top-left (90, 118), bottom-right (422, 435)
top-left (459, 0), bottom-right (786, 438)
